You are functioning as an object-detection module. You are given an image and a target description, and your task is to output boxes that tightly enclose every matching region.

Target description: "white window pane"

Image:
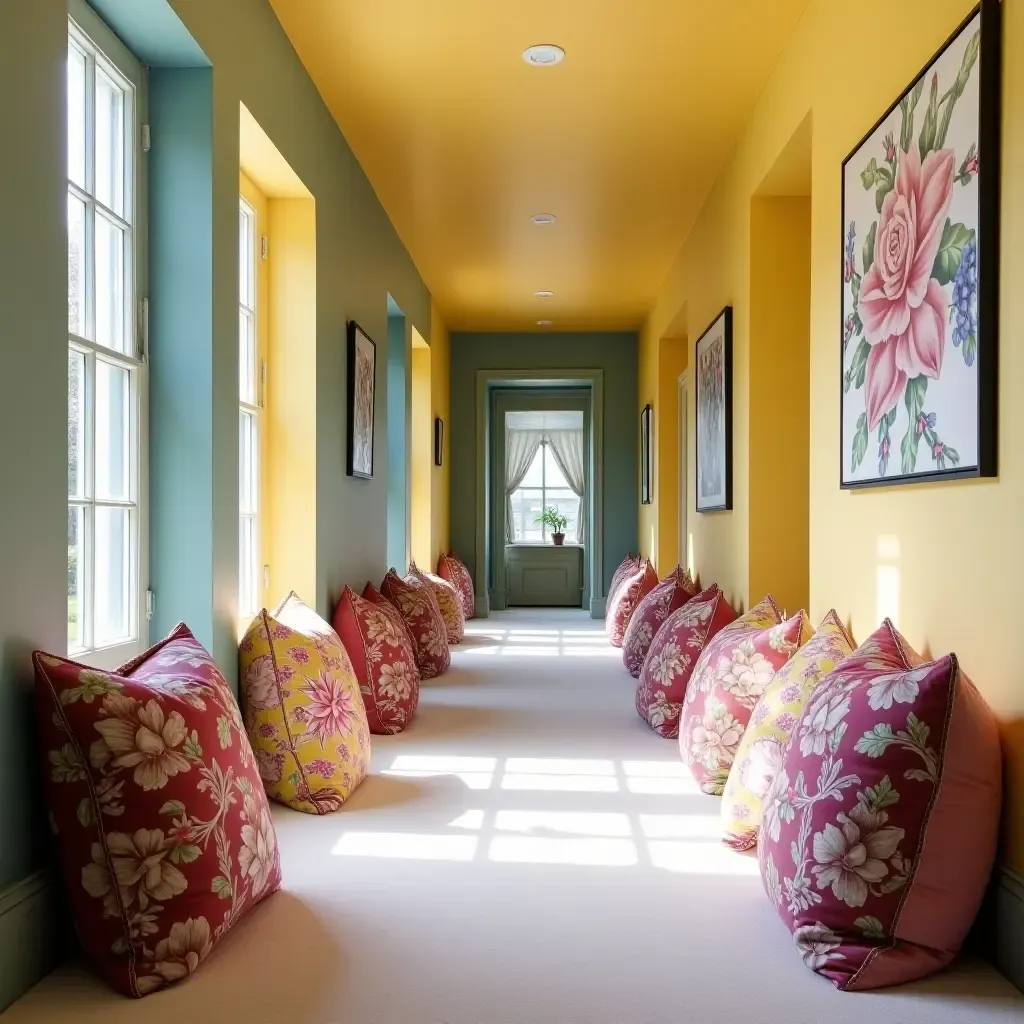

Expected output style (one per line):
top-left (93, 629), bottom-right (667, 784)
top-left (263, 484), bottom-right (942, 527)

top-left (68, 44), bottom-right (86, 187)
top-left (95, 68), bottom-right (125, 216)
top-left (519, 446), bottom-right (544, 487)
top-left (544, 446), bottom-right (570, 489)
top-left (94, 505), bottom-right (130, 646)
top-left (68, 506), bottom-right (84, 651)
top-left (95, 359), bottom-right (129, 500)
top-left (239, 207), bottom-right (252, 307)
top-left (239, 308), bottom-right (255, 402)
top-left (239, 516), bottom-right (257, 615)
top-left (95, 213), bottom-right (125, 351)
top-left (68, 193), bottom-right (86, 336)
top-left (239, 410), bottom-right (257, 513)
top-left (68, 350), bottom-right (86, 498)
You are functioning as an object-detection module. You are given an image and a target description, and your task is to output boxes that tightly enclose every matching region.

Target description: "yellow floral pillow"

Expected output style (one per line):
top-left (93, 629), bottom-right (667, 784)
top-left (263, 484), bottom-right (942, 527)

top-left (719, 610), bottom-right (856, 850)
top-left (239, 592), bottom-right (371, 814)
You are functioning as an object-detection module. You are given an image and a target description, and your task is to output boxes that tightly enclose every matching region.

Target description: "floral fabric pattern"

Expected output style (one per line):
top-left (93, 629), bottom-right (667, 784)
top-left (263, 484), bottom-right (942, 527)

top-left (411, 564), bottom-right (465, 644)
top-left (679, 598), bottom-right (810, 795)
top-left (381, 569), bottom-right (451, 679)
top-left (606, 560), bottom-right (658, 648)
top-left (332, 585), bottom-right (420, 734)
top-left (622, 571), bottom-right (698, 677)
top-left (33, 624), bottom-right (281, 998)
top-left (635, 586), bottom-right (736, 738)
top-left (721, 611), bottom-right (856, 851)
top-left (758, 619), bottom-right (1001, 990)
top-left (607, 555), bottom-right (640, 612)
top-left (239, 592), bottom-right (370, 815)
top-left (437, 552), bottom-right (475, 620)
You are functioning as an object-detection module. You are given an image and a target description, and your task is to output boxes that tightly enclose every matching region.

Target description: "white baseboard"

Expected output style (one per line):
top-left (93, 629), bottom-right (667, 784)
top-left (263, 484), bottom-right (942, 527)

top-left (474, 591), bottom-right (489, 618)
top-left (994, 864), bottom-right (1024, 992)
top-left (0, 870), bottom-right (56, 1012)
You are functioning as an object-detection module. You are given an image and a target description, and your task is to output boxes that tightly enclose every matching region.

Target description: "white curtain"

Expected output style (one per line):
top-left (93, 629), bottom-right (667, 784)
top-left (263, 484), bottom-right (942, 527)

top-left (505, 428), bottom-right (543, 543)
top-left (547, 429), bottom-right (586, 545)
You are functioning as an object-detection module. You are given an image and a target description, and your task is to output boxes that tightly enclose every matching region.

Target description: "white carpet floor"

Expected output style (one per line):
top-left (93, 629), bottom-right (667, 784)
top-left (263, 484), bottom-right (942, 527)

top-left (7, 608), bottom-right (1023, 1023)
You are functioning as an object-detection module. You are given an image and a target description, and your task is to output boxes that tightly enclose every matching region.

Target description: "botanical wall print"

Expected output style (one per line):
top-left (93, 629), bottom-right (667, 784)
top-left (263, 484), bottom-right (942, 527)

top-left (695, 307), bottom-right (733, 511)
top-left (347, 322), bottom-right (377, 479)
top-left (640, 403), bottom-right (653, 505)
top-left (841, 2), bottom-right (1000, 487)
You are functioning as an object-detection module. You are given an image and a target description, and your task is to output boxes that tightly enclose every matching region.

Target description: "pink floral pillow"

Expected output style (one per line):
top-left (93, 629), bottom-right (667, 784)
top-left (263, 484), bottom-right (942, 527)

top-left (679, 598), bottom-right (809, 795)
top-left (606, 559), bottom-right (658, 647)
top-left (622, 572), bottom-right (698, 677)
top-left (381, 569), bottom-right (450, 679)
top-left (33, 624), bottom-right (281, 997)
top-left (635, 586), bottom-right (736, 738)
top-left (758, 620), bottom-right (1001, 990)
top-left (333, 585), bottom-right (420, 734)
top-left (437, 552), bottom-right (475, 619)
top-left (607, 554), bottom-right (640, 610)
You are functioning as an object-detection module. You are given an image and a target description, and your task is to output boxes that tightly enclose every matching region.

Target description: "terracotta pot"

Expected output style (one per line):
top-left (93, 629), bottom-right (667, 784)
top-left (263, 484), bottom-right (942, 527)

top-left (552, 533), bottom-right (565, 546)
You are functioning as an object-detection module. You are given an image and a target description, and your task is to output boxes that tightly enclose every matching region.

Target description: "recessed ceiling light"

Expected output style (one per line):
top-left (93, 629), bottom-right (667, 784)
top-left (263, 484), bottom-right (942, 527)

top-left (523, 44), bottom-right (565, 67)
top-left (534, 290), bottom-right (554, 298)
top-left (531, 213), bottom-right (556, 225)
top-left (537, 320), bottom-right (554, 328)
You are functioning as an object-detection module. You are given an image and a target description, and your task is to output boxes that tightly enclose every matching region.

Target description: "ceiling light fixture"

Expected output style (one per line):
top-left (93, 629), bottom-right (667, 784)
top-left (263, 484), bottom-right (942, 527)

top-left (534, 290), bottom-right (554, 299)
top-left (537, 320), bottom-right (554, 328)
top-left (531, 213), bottom-right (556, 225)
top-left (523, 44), bottom-right (565, 67)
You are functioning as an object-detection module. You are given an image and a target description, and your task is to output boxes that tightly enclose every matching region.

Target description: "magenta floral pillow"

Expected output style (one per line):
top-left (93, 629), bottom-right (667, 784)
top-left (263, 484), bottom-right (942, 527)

top-left (758, 620), bottom-right (1001, 990)
top-left (621, 573), bottom-right (698, 677)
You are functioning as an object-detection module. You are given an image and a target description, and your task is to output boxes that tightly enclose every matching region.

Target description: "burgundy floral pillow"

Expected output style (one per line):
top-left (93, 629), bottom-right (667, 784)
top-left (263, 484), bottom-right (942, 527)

top-left (758, 620), bottom-right (1001, 990)
top-left (380, 569), bottom-right (450, 679)
top-left (622, 572), bottom-right (698, 677)
top-left (635, 586), bottom-right (736, 738)
top-left (34, 624), bottom-right (281, 997)
top-left (607, 554), bottom-right (639, 611)
top-left (606, 559), bottom-right (658, 647)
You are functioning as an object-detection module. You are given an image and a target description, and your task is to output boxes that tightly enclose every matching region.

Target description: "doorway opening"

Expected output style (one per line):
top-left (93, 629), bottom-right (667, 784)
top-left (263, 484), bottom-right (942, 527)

top-left (386, 296), bottom-right (409, 571)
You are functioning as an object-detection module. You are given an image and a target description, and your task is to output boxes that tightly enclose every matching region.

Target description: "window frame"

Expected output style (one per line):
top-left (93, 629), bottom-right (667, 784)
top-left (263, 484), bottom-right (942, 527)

top-left (67, 0), bottom-right (149, 668)
top-left (238, 197), bottom-right (260, 619)
top-left (510, 442), bottom-right (578, 544)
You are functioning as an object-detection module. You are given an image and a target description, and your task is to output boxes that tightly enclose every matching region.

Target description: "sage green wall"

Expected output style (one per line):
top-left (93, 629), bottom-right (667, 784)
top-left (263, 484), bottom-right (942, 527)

top-left (450, 332), bottom-right (639, 594)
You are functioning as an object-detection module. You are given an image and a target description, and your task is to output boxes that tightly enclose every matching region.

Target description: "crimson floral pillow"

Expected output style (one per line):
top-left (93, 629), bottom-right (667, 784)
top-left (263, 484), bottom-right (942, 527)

top-left (34, 624), bottom-right (281, 997)
top-left (380, 569), bottom-right (450, 679)
top-left (622, 573), bottom-right (698, 677)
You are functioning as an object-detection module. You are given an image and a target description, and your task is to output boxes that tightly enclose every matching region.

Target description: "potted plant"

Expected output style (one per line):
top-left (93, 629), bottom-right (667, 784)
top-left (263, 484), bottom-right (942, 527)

top-left (536, 506), bottom-right (568, 546)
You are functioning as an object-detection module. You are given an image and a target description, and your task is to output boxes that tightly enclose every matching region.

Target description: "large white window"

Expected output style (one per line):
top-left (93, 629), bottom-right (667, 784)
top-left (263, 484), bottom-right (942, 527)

top-left (238, 200), bottom-right (260, 617)
top-left (67, 6), bottom-right (147, 661)
top-left (509, 444), bottom-right (580, 544)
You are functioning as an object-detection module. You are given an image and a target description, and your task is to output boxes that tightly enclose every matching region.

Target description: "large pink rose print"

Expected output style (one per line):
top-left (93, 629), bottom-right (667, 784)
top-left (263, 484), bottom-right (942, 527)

top-left (858, 145), bottom-right (954, 430)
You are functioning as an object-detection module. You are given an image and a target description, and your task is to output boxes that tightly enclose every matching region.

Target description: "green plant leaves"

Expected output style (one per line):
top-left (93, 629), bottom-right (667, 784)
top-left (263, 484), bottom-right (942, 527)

top-left (861, 775), bottom-right (900, 812)
top-left (856, 916), bottom-right (888, 941)
top-left (212, 876), bottom-right (232, 899)
top-left (169, 843), bottom-right (201, 865)
top-left (932, 219), bottom-right (974, 286)
top-left (900, 375), bottom-right (928, 474)
top-left (900, 78), bottom-right (925, 154)
top-left (936, 31), bottom-right (980, 150)
top-left (855, 723), bottom-right (895, 758)
top-left (862, 222), bottom-right (877, 276)
top-left (160, 799), bottom-right (186, 817)
top-left (844, 340), bottom-right (870, 394)
top-left (918, 73), bottom-right (939, 159)
top-left (851, 413), bottom-right (869, 472)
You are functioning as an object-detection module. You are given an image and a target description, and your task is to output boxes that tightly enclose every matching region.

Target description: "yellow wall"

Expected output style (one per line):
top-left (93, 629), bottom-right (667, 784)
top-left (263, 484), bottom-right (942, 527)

top-left (654, 337), bottom-right (688, 574)
top-left (642, 0), bottom-right (1024, 869)
top-left (430, 302), bottom-right (451, 564)
top-left (748, 196), bottom-right (811, 615)
top-left (266, 197), bottom-right (317, 605)
top-left (410, 330), bottom-right (432, 568)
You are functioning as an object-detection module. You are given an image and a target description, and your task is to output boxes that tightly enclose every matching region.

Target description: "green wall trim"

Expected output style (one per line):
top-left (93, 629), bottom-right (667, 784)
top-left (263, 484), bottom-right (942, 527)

top-left (0, 871), bottom-right (54, 1013)
top-left (85, 0), bottom-right (209, 67)
top-left (474, 370), bottom-right (605, 620)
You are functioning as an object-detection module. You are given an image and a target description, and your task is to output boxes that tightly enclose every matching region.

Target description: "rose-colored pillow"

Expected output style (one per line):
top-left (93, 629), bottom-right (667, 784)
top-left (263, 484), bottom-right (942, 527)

top-left (437, 552), bottom-right (475, 619)
top-left (758, 619), bottom-right (1001, 990)
top-left (635, 585), bottom-right (736, 737)
top-left (606, 559), bottom-right (658, 647)
top-left (333, 585), bottom-right (420, 734)
top-left (33, 624), bottom-right (281, 997)
top-left (411, 563), bottom-right (465, 643)
top-left (679, 597), bottom-right (810, 795)
top-left (380, 569), bottom-right (450, 679)
top-left (622, 571), bottom-right (699, 677)
top-left (362, 582), bottom-right (415, 647)
top-left (607, 554), bottom-right (640, 610)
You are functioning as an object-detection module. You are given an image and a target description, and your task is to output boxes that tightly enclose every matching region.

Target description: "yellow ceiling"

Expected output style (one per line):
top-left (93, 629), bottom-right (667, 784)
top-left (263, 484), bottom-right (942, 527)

top-left (268, 0), bottom-right (809, 332)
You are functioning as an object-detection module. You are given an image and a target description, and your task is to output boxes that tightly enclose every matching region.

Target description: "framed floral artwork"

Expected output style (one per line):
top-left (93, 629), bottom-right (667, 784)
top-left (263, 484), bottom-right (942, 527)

top-left (347, 321), bottom-right (377, 479)
top-left (696, 306), bottom-right (733, 512)
top-left (840, 1), bottom-right (1001, 488)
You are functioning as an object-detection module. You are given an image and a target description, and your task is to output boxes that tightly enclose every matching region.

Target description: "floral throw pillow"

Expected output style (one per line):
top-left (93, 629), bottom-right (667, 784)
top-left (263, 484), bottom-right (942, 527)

top-left (680, 598), bottom-right (811, 795)
top-left (239, 592), bottom-right (370, 814)
top-left (33, 623), bottom-right (281, 998)
top-left (606, 559), bottom-right (658, 647)
top-left (622, 572), bottom-right (698, 677)
top-left (758, 620), bottom-right (1001, 990)
top-left (333, 585), bottom-right (420, 735)
top-left (381, 569), bottom-right (450, 679)
top-left (635, 586), bottom-right (736, 738)
top-left (721, 611), bottom-right (856, 851)
top-left (411, 564), bottom-right (465, 643)
top-left (437, 552), bottom-right (475, 619)
top-left (607, 554), bottom-right (639, 610)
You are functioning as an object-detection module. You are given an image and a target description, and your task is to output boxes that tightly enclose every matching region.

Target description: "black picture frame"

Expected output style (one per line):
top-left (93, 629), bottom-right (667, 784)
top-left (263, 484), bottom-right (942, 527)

top-left (434, 416), bottom-right (444, 467)
top-left (346, 321), bottom-right (377, 479)
top-left (839, 0), bottom-right (1000, 489)
top-left (695, 306), bottom-right (733, 513)
top-left (640, 404), bottom-right (653, 505)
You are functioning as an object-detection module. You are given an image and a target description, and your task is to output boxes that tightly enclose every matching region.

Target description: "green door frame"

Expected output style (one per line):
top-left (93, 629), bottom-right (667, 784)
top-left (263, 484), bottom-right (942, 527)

top-left (474, 369), bottom-right (605, 618)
